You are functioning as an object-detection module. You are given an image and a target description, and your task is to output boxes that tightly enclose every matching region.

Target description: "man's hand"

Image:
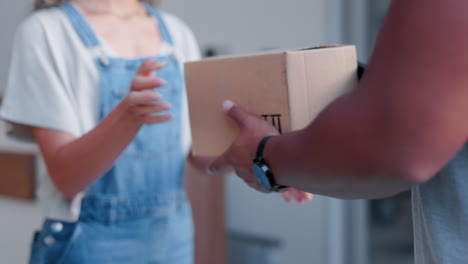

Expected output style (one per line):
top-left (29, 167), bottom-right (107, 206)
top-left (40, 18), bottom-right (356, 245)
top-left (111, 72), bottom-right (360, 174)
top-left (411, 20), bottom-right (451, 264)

top-left (209, 100), bottom-right (312, 203)
top-left (209, 100), bottom-right (279, 191)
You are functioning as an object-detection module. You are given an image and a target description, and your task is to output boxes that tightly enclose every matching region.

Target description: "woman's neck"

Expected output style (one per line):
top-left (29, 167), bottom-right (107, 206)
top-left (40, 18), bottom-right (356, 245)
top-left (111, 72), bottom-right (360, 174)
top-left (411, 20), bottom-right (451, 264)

top-left (71, 0), bottom-right (145, 18)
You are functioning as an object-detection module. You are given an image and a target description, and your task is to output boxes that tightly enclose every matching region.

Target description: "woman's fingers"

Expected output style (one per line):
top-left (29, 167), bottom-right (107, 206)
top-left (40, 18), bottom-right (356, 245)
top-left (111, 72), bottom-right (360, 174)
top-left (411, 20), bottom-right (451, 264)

top-left (303, 192), bottom-right (313, 201)
top-left (281, 192), bottom-right (292, 203)
top-left (132, 102), bottom-right (172, 116)
top-left (131, 75), bottom-right (166, 91)
top-left (122, 60), bottom-right (171, 125)
top-left (140, 113), bottom-right (173, 125)
top-left (281, 188), bottom-right (313, 203)
top-left (126, 90), bottom-right (162, 105)
top-left (136, 59), bottom-right (166, 76)
top-left (292, 188), bottom-right (313, 203)
top-left (125, 91), bottom-right (172, 125)
top-left (131, 59), bottom-right (166, 92)
top-left (291, 188), bottom-right (305, 203)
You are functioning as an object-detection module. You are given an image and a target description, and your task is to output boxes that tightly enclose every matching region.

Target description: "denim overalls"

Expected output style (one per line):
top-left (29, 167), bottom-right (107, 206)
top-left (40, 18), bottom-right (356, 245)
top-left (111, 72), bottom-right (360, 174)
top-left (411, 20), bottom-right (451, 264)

top-left (29, 3), bottom-right (193, 264)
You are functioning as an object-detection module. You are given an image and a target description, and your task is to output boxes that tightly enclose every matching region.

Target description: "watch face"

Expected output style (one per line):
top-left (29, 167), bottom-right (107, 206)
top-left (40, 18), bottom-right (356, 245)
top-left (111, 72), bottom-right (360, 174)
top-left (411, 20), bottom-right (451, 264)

top-left (253, 164), bottom-right (272, 191)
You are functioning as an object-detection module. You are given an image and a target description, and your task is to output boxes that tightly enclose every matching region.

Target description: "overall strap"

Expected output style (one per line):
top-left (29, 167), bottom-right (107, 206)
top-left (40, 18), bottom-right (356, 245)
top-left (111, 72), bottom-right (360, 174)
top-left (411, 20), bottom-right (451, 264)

top-left (143, 2), bottom-right (175, 46)
top-left (60, 3), bottom-right (101, 47)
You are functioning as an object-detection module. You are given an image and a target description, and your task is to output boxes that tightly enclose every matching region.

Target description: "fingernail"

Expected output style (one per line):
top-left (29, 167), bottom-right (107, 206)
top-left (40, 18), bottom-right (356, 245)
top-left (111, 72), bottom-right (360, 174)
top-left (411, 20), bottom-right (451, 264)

top-left (223, 100), bottom-right (234, 111)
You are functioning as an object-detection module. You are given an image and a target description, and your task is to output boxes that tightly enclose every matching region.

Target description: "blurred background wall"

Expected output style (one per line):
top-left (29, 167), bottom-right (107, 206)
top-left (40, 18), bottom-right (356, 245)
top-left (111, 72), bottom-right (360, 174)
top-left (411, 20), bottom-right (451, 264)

top-left (0, 2), bottom-right (42, 264)
top-left (0, 1), bottom-right (412, 264)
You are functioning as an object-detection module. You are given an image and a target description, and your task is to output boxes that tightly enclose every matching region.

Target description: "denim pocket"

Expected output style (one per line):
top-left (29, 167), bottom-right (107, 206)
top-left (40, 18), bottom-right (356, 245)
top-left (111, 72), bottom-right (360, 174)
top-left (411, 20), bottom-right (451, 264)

top-left (29, 221), bottom-right (82, 264)
top-left (29, 232), bottom-right (42, 264)
top-left (55, 222), bottom-right (82, 264)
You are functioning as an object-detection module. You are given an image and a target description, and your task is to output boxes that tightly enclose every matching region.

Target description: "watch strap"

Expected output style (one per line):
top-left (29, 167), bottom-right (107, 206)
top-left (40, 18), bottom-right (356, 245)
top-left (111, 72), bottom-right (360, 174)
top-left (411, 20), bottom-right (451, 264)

top-left (255, 136), bottom-right (274, 160)
top-left (254, 136), bottom-right (289, 192)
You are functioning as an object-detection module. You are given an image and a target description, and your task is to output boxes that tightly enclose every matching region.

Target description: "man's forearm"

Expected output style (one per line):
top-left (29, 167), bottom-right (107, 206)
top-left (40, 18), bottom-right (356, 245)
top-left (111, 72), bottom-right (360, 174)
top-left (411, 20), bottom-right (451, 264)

top-left (210, 0), bottom-right (468, 199)
top-left (264, 92), bottom-right (418, 199)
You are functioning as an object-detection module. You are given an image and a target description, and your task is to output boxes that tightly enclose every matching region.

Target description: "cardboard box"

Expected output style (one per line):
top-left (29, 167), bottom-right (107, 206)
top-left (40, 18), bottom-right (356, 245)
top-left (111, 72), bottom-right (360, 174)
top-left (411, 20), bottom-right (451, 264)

top-left (185, 45), bottom-right (358, 156)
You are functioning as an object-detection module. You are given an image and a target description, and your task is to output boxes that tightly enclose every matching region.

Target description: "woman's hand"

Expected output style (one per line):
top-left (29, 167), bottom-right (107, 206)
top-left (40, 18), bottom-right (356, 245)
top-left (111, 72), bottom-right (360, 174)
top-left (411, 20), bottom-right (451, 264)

top-left (33, 59), bottom-right (173, 199)
top-left (123, 59), bottom-right (172, 125)
top-left (280, 188), bottom-right (313, 203)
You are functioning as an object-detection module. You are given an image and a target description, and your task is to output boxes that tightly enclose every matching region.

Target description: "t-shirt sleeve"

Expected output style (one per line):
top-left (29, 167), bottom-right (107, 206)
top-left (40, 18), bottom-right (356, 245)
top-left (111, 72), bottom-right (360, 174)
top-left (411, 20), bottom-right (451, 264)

top-left (0, 15), bottom-right (81, 142)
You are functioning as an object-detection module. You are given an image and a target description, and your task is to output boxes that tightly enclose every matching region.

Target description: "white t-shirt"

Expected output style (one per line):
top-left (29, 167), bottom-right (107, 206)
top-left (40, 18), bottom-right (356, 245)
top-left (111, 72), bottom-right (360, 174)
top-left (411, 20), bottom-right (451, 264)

top-left (0, 6), bottom-right (201, 222)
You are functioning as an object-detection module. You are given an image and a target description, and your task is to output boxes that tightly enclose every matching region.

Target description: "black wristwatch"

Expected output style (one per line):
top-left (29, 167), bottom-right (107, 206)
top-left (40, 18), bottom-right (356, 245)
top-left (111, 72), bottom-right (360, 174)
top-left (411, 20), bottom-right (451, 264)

top-left (252, 136), bottom-right (289, 192)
